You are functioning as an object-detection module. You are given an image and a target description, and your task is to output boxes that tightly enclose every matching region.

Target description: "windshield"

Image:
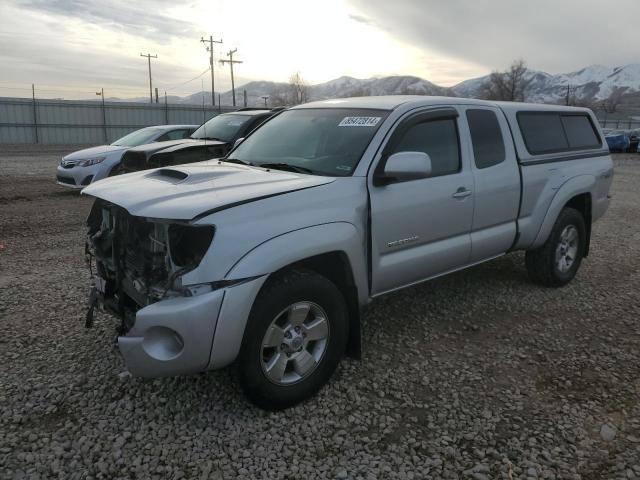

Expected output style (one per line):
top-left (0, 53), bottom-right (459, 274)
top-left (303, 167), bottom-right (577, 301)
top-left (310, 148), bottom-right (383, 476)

top-left (228, 108), bottom-right (389, 176)
top-left (191, 114), bottom-right (252, 142)
top-left (111, 127), bottom-right (163, 147)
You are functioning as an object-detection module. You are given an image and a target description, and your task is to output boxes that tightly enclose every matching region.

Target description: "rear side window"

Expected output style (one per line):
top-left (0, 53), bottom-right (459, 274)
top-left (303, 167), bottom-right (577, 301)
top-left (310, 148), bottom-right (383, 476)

top-left (392, 118), bottom-right (460, 176)
top-left (561, 115), bottom-right (600, 148)
top-left (518, 112), bottom-right (601, 154)
top-left (466, 109), bottom-right (505, 169)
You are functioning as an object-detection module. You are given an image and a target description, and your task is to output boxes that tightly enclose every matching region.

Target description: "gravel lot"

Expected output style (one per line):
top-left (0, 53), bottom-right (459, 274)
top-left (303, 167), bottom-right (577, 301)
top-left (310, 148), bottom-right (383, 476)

top-left (1, 145), bottom-right (639, 480)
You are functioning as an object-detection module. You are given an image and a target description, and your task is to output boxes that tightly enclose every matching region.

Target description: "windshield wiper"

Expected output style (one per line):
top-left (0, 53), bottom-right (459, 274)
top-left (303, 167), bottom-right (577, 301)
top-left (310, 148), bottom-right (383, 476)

top-left (258, 163), bottom-right (314, 174)
top-left (196, 136), bottom-right (223, 141)
top-left (222, 158), bottom-right (253, 166)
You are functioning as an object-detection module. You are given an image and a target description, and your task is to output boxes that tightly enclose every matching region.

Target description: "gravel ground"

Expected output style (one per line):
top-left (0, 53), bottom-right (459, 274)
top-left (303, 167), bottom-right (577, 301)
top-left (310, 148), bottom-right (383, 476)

top-left (1, 145), bottom-right (639, 480)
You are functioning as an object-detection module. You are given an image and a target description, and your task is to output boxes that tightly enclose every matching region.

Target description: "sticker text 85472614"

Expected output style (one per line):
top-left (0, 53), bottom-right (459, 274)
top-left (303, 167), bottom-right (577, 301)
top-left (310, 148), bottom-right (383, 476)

top-left (338, 117), bottom-right (381, 127)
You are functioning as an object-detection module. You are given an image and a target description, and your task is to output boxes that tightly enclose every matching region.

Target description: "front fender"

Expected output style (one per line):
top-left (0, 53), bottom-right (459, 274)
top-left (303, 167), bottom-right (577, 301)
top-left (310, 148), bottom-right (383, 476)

top-left (206, 222), bottom-right (368, 370)
top-left (226, 222), bottom-right (368, 304)
top-left (531, 174), bottom-right (595, 248)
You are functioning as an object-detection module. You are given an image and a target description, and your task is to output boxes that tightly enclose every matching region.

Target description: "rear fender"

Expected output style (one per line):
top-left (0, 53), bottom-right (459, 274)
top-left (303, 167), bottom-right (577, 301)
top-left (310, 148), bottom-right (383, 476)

top-left (531, 174), bottom-right (595, 249)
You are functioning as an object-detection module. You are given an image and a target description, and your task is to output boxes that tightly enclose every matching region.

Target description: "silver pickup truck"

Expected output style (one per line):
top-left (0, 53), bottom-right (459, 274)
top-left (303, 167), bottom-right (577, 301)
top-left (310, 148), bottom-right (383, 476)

top-left (83, 96), bottom-right (613, 409)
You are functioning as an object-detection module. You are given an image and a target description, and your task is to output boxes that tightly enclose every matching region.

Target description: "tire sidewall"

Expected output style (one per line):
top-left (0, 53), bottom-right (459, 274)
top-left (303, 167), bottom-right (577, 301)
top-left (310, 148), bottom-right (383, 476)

top-left (238, 271), bottom-right (348, 409)
top-left (549, 209), bottom-right (586, 284)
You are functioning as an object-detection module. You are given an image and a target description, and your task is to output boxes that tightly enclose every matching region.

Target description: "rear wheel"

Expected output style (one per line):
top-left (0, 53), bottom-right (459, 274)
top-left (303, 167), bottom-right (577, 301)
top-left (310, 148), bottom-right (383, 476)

top-left (525, 207), bottom-right (586, 287)
top-left (238, 269), bottom-right (348, 410)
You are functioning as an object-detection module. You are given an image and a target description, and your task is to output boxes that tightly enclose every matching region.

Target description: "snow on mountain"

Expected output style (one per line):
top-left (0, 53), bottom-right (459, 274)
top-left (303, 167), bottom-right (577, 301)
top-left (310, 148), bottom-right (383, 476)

top-left (452, 64), bottom-right (640, 103)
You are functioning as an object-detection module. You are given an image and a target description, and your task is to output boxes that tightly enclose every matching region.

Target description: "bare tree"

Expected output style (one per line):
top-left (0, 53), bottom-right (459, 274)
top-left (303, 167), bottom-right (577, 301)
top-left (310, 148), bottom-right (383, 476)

top-left (288, 71), bottom-right (309, 105)
top-left (268, 85), bottom-right (289, 107)
top-left (481, 59), bottom-right (531, 102)
top-left (603, 88), bottom-right (625, 113)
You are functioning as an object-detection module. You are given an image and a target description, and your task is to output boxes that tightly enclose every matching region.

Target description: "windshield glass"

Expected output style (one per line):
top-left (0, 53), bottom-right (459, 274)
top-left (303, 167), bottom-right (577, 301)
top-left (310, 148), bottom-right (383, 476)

top-left (191, 114), bottom-right (252, 142)
top-left (111, 127), bottom-right (163, 147)
top-left (228, 108), bottom-right (389, 176)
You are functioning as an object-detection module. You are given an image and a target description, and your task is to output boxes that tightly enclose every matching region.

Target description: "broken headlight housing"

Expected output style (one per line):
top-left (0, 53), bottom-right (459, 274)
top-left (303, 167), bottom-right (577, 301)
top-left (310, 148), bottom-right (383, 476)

top-left (168, 224), bottom-right (215, 268)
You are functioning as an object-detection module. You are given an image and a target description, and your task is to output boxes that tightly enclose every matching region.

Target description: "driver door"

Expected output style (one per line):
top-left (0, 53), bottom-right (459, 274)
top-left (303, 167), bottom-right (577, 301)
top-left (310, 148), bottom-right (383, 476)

top-left (369, 108), bottom-right (475, 295)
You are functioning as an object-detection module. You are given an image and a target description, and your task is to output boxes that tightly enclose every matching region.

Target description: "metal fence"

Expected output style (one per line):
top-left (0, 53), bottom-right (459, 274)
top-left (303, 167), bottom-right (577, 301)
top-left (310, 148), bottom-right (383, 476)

top-left (599, 119), bottom-right (640, 131)
top-left (0, 97), bottom-right (237, 145)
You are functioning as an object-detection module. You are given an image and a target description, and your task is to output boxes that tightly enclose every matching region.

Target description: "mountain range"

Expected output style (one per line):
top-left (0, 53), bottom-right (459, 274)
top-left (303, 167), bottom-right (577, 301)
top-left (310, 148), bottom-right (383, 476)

top-left (113, 64), bottom-right (640, 109)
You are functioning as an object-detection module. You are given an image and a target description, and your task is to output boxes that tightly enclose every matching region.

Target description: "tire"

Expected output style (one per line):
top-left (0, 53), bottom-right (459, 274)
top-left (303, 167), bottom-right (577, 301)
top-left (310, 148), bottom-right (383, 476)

top-left (238, 269), bottom-right (349, 410)
top-left (525, 207), bottom-right (586, 287)
top-left (108, 163), bottom-right (124, 177)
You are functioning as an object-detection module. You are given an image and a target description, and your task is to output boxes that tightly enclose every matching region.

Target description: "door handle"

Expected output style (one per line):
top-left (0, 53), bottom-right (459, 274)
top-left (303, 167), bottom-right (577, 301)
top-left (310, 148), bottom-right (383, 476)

top-left (452, 188), bottom-right (472, 199)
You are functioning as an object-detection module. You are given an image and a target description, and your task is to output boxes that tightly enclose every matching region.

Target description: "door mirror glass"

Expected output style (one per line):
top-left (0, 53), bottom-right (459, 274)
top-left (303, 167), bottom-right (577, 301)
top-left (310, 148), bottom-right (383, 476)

top-left (233, 137), bottom-right (245, 149)
top-left (382, 151), bottom-right (432, 182)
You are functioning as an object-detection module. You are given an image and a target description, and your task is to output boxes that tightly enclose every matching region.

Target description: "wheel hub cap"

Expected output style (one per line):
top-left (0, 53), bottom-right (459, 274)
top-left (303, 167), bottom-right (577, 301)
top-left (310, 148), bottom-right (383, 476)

top-left (555, 225), bottom-right (579, 273)
top-left (260, 301), bottom-right (330, 385)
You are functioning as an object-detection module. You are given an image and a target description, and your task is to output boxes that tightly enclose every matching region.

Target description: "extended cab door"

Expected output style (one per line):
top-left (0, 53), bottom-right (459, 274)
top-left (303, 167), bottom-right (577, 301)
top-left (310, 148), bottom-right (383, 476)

top-left (461, 107), bottom-right (520, 262)
top-left (369, 108), bottom-right (474, 295)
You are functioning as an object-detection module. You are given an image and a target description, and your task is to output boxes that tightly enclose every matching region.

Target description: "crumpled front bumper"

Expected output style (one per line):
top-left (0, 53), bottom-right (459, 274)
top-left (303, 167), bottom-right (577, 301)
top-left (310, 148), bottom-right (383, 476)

top-left (117, 275), bottom-right (267, 377)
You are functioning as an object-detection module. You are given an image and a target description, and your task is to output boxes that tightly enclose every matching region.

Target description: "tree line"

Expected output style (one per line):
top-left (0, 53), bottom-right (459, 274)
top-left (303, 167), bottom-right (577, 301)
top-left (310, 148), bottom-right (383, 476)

top-left (273, 61), bottom-right (625, 113)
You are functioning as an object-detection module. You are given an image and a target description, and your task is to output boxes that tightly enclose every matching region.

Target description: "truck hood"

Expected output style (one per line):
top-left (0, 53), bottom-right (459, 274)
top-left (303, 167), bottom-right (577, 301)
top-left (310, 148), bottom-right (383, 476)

top-left (63, 144), bottom-right (126, 160)
top-left (82, 161), bottom-right (335, 220)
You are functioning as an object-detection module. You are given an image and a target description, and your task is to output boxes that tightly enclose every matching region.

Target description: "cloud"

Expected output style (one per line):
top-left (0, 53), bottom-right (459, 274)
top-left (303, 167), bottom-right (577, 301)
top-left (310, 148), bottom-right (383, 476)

top-left (347, 0), bottom-right (639, 75)
top-left (348, 13), bottom-right (374, 26)
top-left (19, 0), bottom-right (197, 43)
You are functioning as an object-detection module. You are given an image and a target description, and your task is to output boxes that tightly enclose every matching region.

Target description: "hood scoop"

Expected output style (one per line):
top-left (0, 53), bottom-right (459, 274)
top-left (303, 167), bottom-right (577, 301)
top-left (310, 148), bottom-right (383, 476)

top-left (148, 168), bottom-right (189, 183)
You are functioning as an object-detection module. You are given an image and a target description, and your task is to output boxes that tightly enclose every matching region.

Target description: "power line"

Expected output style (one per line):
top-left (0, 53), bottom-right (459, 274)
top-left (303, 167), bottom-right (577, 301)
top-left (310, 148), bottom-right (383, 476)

top-left (219, 48), bottom-right (243, 107)
top-left (140, 53), bottom-right (157, 104)
top-left (162, 68), bottom-right (210, 92)
top-left (200, 35), bottom-right (223, 107)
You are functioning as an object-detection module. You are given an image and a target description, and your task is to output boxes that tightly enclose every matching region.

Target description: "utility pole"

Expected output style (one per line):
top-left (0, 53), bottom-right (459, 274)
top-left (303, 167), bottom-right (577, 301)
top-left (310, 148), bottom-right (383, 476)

top-left (219, 48), bottom-right (243, 107)
top-left (140, 53), bottom-right (157, 104)
top-left (96, 88), bottom-right (107, 142)
top-left (565, 84), bottom-right (571, 106)
top-left (201, 35), bottom-right (223, 107)
top-left (261, 95), bottom-right (269, 108)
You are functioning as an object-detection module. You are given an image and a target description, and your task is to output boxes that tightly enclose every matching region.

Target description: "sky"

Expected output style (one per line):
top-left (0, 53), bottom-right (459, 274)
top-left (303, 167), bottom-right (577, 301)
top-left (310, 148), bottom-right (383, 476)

top-left (0, 0), bottom-right (637, 99)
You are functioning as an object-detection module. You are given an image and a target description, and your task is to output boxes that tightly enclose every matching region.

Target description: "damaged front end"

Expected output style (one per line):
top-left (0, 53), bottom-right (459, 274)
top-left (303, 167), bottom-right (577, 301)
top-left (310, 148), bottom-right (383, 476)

top-left (85, 198), bottom-right (214, 333)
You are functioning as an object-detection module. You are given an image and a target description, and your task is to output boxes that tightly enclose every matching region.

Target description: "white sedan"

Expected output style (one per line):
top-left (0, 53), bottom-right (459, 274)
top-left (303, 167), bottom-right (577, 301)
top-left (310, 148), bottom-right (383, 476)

top-left (56, 125), bottom-right (197, 188)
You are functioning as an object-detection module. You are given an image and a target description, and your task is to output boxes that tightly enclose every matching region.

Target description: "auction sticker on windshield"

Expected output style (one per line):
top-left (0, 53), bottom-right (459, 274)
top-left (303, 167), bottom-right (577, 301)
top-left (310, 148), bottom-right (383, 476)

top-left (338, 117), bottom-right (381, 127)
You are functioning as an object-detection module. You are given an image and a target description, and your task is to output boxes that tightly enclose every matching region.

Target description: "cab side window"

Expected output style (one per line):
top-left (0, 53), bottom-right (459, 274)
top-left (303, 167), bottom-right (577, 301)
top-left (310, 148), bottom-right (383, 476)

top-left (391, 118), bottom-right (460, 176)
top-left (466, 109), bottom-right (506, 169)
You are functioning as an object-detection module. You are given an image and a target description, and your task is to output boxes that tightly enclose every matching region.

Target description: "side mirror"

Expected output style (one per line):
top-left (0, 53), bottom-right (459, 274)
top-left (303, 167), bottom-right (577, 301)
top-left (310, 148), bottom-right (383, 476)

top-left (380, 151), bottom-right (432, 183)
top-left (233, 137), bottom-right (245, 149)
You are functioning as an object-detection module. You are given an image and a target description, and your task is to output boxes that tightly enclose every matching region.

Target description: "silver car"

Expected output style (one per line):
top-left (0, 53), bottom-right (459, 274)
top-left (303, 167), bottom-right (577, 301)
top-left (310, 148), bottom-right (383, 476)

top-left (56, 125), bottom-right (197, 188)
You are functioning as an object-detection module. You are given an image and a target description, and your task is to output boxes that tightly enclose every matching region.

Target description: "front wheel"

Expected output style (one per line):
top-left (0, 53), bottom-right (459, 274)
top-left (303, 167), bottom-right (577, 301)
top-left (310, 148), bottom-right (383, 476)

top-left (238, 269), bottom-right (349, 410)
top-left (525, 207), bottom-right (586, 287)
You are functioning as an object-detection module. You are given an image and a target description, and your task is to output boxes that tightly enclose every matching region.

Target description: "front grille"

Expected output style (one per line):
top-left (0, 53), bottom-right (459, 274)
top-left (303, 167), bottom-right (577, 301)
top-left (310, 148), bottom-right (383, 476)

top-left (57, 175), bottom-right (76, 185)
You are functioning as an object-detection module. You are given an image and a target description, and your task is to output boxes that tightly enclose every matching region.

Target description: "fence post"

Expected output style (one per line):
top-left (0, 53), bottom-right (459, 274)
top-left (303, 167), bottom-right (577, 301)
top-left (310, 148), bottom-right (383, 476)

top-left (218, 94), bottom-right (221, 113)
top-left (31, 84), bottom-right (39, 144)
top-left (164, 91), bottom-right (168, 124)
top-left (243, 89), bottom-right (247, 107)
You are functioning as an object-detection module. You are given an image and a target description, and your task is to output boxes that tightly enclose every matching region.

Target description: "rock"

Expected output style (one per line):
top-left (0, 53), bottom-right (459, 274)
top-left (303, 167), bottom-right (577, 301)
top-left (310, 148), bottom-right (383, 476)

top-left (600, 424), bottom-right (617, 442)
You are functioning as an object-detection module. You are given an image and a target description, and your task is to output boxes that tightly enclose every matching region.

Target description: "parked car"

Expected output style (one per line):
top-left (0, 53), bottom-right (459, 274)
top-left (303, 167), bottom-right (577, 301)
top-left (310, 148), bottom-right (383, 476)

top-left (83, 97), bottom-right (613, 409)
top-left (605, 130), bottom-right (631, 153)
top-left (120, 108), bottom-right (283, 172)
top-left (56, 125), bottom-right (197, 188)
